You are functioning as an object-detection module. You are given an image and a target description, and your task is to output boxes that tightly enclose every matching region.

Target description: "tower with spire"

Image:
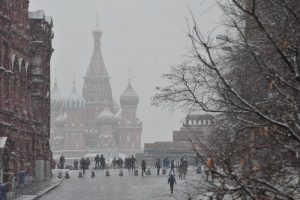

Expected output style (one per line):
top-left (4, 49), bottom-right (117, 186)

top-left (82, 22), bottom-right (114, 122)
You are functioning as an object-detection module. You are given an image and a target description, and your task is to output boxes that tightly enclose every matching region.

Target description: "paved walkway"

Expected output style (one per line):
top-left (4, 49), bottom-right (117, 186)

top-left (11, 175), bottom-right (62, 200)
top-left (38, 168), bottom-right (200, 200)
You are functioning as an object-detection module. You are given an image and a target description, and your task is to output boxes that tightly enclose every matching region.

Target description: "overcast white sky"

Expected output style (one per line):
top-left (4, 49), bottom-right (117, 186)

top-left (29, 0), bottom-right (223, 144)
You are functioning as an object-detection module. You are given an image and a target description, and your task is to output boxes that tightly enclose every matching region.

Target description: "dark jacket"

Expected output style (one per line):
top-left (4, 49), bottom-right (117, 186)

top-left (155, 160), bottom-right (161, 168)
top-left (141, 160), bottom-right (146, 169)
top-left (168, 174), bottom-right (177, 185)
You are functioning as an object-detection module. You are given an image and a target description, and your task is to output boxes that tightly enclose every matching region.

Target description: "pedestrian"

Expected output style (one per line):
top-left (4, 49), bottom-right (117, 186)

top-left (170, 159), bottom-right (175, 175)
top-left (73, 159), bottom-right (79, 170)
top-left (80, 157), bottom-right (86, 175)
top-left (86, 158), bottom-right (90, 169)
top-left (59, 155), bottom-right (65, 169)
top-left (207, 158), bottom-right (215, 182)
top-left (100, 154), bottom-right (106, 170)
top-left (167, 172), bottom-right (177, 194)
top-left (141, 159), bottom-right (147, 176)
top-left (155, 159), bottom-right (162, 175)
top-left (131, 155), bottom-right (136, 171)
top-left (95, 154), bottom-right (100, 170)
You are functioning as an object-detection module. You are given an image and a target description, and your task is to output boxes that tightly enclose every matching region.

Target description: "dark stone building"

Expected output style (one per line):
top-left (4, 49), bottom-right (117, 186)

top-left (137, 114), bottom-right (214, 166)
top-left (0, 1), bottom-right (53, 192)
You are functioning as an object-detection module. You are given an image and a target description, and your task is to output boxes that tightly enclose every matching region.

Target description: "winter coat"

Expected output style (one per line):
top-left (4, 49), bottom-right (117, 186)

top-left (207, 158), bottom-right (214, 169)
top-left (168, 174), bottom-right (177, 185)
top-left (155, 161), bottom-right (161, 168)
top-left (141, 160), bottom-right (146, 169)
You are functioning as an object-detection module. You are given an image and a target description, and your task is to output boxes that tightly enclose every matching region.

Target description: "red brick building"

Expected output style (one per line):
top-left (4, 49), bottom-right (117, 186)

top-left (0, 0), bottom-right (53, 190)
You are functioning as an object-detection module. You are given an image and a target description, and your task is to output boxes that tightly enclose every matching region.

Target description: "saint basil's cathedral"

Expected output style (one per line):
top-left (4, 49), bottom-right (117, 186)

top-left (50, 25), bottom-right (143, 159)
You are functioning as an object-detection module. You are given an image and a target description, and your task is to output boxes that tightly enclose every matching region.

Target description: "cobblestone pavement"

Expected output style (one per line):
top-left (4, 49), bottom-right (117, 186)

top-left (38, 168), bottom-right (200, 200)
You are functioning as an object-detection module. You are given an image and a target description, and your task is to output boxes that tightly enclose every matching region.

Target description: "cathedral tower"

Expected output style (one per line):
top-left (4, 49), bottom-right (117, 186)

top-left (82, 25), bottom-right (114, 121)
top-left (118, 80), bottom-right (142, 153)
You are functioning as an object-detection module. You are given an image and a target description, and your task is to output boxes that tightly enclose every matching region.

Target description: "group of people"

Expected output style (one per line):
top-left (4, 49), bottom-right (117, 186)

top-left (56, 155), bottom-right (221, 196)
top-left (94, 154), bottom-right (106, 170)
top-left (111, 156), bottom-right (136, 170)
top-left (58, 155), bottom-right (180, 195)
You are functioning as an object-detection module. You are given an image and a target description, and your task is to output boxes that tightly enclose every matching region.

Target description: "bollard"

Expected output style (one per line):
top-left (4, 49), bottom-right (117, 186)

top-left (146, 168), bottom-right (151, 175)
top-left (91, 169), bottom-right (95, 177)
top-left (119, 169), bottom-right (123, 176)
top-left (58, 171), bottom-right (63, 178)
top-left (106, 169), bottom-right (110, 176)
top-left (134, 169), bottom-right (139, 176)
top-left (79, 171), bottom-right (83, 178)
top-left (65, 170), bottom-right (70, 178)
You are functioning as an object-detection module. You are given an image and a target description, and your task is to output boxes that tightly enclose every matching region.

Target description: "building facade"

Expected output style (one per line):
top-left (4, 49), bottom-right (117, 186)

top-left (51, 26), bottom-right (142, 160)
top-left (137, 114), bottom-right (214, 166)
top-left (0, 0), bottom-right (53, 191)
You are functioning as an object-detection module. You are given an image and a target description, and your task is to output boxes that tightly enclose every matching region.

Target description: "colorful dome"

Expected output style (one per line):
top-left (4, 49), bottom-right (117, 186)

top-left (97, 106), bottom-right (116, 123)
top-left (120, 81), bottom-right (139, 105)
top-left (51, 81), bottom-right (64, 111)
top-left (64, 85), bottom-right (85, 111)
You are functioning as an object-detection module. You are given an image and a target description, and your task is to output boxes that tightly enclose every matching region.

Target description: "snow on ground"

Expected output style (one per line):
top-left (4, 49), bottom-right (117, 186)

top-left (39, 168), bottom-right (203, 200)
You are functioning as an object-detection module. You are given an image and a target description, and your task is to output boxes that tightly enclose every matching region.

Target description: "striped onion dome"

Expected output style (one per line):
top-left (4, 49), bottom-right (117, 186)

top-left (97, 106), bottom-right (116, 123)
top-left (120, 81), bottom-right (139, 105)
top-left (51, 81), bottom-right (64, 111)
top-left (63, 84), bottom-right (85, 111)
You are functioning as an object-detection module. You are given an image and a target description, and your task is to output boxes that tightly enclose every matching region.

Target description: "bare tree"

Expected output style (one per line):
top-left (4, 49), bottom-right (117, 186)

top-left (153, 0), bottom-right (300, 199)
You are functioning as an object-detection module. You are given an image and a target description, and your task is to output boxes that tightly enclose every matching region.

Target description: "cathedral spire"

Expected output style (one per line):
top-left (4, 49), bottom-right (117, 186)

top-left (82, 24), bottom-right (114, 120)
top-left (86, 16), bottom-right (108, 77)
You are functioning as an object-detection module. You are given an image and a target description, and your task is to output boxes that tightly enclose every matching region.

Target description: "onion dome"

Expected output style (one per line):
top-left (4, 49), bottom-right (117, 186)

top-left (97, 106), bottom-right (116, 124)
top-left (120, 81), bottom-right (139, 105)
top-left (64, 84), bottom-right (85, 111)
top-left (54, 112), bottom-right (67, 126)
top-left (51, 80), bottom-right (64, 111)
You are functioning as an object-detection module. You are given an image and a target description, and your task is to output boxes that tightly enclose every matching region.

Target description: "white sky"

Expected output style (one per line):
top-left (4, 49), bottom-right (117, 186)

top-left (29, 0), bottom-right (223, 144)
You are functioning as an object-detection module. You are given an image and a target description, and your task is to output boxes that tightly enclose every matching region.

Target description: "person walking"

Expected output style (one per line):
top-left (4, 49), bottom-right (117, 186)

top-left (80, 157), bottom-right (86, 175)
top-left (95, 154), bottom-right (100, 170)
top-left (141, 159), bottom-right (147, 176)
top-left (168, 172), bottom-right (177, 194)
top-left (155, 159), bottom-right (162, 175)
top-left (73, 159), bottom-right (79, 170)
top-left (207, 158), bottom-right (215, 182)
top-left (59, 155), bottom-right (65, 169)
top-left (86, 158), bottom-right (90, 169)
top-left (100, 154), bottom-right (106, 170)
top-left (170, 159), bottom-right (175, 175)
top-left (131, 155), bottom-right (136, 171)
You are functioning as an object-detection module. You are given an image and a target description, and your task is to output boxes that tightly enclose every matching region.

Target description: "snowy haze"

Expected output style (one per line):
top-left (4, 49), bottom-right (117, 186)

top-left (29, 0), bottom-right (223, 144)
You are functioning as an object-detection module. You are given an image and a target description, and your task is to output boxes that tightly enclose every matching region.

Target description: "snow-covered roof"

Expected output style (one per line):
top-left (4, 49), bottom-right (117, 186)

top-left (0, 137), bottom-right (7, 148)
top-left (97, 106), bottom-right (116, 123)
top-left (45, 15), bottom-right (53, 24)
top-left (28, 10), bottom-right (45, 19)
top-left (54, 112), bottom-right (67, 123)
